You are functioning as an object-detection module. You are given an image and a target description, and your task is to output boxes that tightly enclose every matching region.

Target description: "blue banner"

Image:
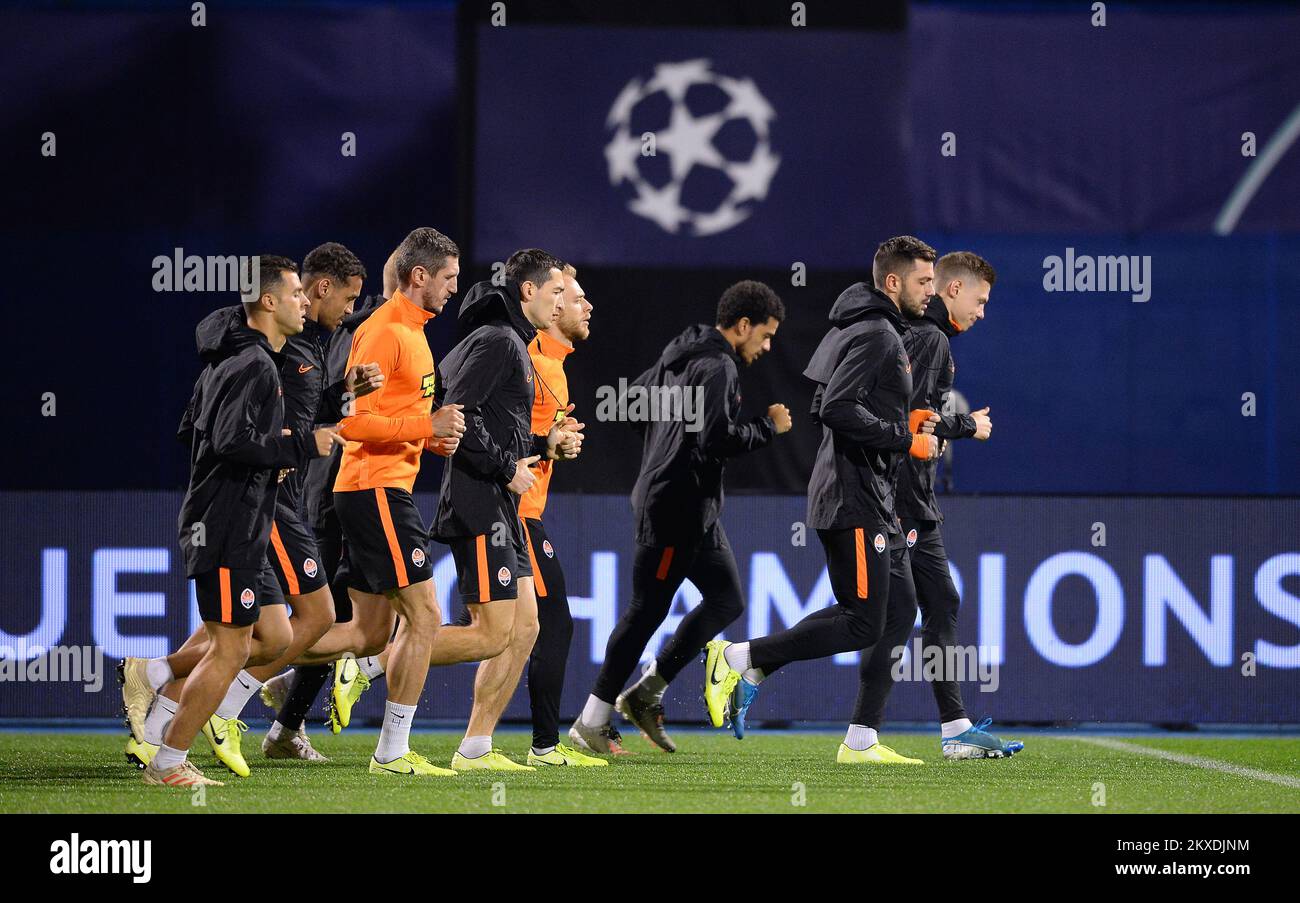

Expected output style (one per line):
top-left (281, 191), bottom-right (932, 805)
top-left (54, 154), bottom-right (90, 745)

top-left (2, 493), bottom-right (1297, 725)
top-left (472, 25), bottom-right (912, 267)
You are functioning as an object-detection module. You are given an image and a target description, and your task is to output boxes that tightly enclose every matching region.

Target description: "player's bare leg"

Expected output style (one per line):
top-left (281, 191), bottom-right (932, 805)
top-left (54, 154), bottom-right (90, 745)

top-left (144, 621), bottom-right (253, 787)
top-left (366, 579), bottom-right (456, 776)
top-left (294, 588), bottom-right (394, 664)
top-left (450, 578), bottom-right (540, 770)
top-left (373, 597), bottom-right (515, 670)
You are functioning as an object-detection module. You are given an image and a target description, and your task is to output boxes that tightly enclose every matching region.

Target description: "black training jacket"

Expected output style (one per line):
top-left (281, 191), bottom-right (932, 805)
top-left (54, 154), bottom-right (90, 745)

top-left (804, 283), bottom-right (914, 533)
top-left (433, 280), bottom-right (549, 539)
top-left (630, 324), bottom-right (775, 548)
top-left (304, 294), bottom-right (383, 529)
top-left (177, 309), bottom-right (316, 576)
top-left (896, 295), bottom-right (978, 522)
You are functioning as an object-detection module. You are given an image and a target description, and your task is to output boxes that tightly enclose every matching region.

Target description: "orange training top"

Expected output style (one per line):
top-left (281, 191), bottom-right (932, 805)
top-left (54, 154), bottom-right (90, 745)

top-left (334, 291), bottom-right (437, 493)
top-left (518, 330), bottom-right (573, 520)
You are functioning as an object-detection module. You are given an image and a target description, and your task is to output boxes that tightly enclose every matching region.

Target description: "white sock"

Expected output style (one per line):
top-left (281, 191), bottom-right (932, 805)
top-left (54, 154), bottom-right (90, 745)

top-left (581, 695), bottom-right (613, 727)
top-left (632, 661), bottom-right (668, 701)
top-left (375, 701), bottom-right (417, 763)
top-left (215, 670), bottom-right (263, 721)
top-left (458, 735), bottom-right (492, 759)
top-left (531, 745), bottom-right (556, 756)
top-left (267, 721), bottom-right (288, 741)
top-left (143, 694), bottom-right (179, 745)
top-left (723, 641), bottom-right (751, 672)
top-left (845, 724), bottom-right (878, 751)
top-left (358, 655), bottom-right (385, 679)
top-left (152, 743), bottom-right (186, 771)
top-left (942, 717), bottom-right (973, 739)
top-left (145, 658), bottom-right (173, 691)
top-left (743, 667), bottom-right (766, 686)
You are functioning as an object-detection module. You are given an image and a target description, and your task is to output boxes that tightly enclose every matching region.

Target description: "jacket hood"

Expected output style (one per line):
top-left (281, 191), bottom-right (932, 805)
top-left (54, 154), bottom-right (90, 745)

top-left (196, 306), bottom-right (265, 363)
top-left (803, 284), bottom-right (906, 386)
top-left (458, 279), bottom-right (538, 342)
top-left (828, 282), bottom-right (907, 331)
top-left (919, 294), bottom-right (962, 338)
top-left (340, 293), bottom-right (383, 331)
top-left (661, 323), bottom-right (735, 370)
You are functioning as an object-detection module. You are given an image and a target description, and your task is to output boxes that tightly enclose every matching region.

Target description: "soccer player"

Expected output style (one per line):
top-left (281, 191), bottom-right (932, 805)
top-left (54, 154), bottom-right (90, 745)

top-left (140, 255), bottom-right (340, 787)
top-left (451, 263), bottom-right (605, 766)
top-left (570, 281), bottom-right (792, 754)
top-left (260, 251), bottom-right (396, 743)
top-left (426, 248), bottom-right (579, 771)
top-left (122, 244), bottom-right (384, 776)
top-left (702, 237), bottom-right (940, 763)
top-left (331, 226), bottom-right (466, 777)
top-left (852, 251), bottom-right (1022, 760)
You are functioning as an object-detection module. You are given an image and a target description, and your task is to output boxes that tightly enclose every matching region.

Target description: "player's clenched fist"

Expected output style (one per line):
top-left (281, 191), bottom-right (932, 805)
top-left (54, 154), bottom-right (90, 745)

top-left (427, 436), bottom-right (459, 456)
top-left (909, 408), bottom-right (939, 435)
top-left (313, 424), bottom-right (344, 456)
top-left (345, 362), bottom-right (385, 398)
top-left (971, 406), bottom-right (992, 441)
top-left (767, 403), bottom-right (792, 434)
top-left (431, 403), bottom-right (465, 438)
top-left (507, 455), bottom-right (541, 494)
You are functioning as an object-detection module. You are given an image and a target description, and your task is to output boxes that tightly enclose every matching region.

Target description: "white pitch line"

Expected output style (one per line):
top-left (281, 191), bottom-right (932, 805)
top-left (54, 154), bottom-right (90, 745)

top-left (1074, 736), bottom-right (1300, 790)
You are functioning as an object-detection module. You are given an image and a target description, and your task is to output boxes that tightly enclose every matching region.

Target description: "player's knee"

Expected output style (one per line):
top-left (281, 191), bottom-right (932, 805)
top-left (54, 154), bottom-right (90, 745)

top-left (846, 609), bottom-right (884, 647)
top-left (514, 613), bottom-right (541, 651)
top-left (715, 590), bottom-right (745, 626)
top-left (300, 605), bottom-right (336, 641)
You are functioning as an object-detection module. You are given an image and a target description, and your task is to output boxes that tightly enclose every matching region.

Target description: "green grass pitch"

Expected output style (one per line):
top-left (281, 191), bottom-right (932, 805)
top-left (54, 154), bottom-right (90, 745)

top-left (2, 730), bottom-right (1299, 814)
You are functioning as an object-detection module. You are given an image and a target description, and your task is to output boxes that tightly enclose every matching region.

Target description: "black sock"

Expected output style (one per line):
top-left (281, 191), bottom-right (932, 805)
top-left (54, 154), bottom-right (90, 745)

top-left (276, 665), bottom-right (331, 731)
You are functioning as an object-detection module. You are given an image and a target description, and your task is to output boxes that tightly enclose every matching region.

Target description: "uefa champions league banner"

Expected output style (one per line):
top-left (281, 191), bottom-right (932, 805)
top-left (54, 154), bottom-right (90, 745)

top-left (472, 16), bottom-right (1300, 267)
top-left (1, 492), bottom-right (1297, 725)
top-left (471, 25), bottom-right (913, 268)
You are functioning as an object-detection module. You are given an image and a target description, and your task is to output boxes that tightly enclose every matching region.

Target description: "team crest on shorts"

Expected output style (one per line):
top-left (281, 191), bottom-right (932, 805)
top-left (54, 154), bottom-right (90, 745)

top-left (906, 529), bottom-right (918, 548)
top-left (303, 558), bottom-right (318, 578)
top-left (542, 540), bottom-right (554, 558)
top-left (240, 587), bottom-right (255, 609)
top-left (874, 533), bottom-right (886, 553)
top-left (497, 566), bottom-right (512, 586)
top-left (411, 547), bottom-right (426, 568)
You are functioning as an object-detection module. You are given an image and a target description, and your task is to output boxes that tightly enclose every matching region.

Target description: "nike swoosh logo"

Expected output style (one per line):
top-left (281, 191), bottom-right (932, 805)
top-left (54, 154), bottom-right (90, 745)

top-left (298, 364), bottom-right (314, 374)
top-left (709, 654), bottom-right (729, 686)
top-left (211, 729), bottom-right (225, 746)
top-left (237, 679), bottom-right (251, 690)
top-left (393, 713), bottom-right (406, 721)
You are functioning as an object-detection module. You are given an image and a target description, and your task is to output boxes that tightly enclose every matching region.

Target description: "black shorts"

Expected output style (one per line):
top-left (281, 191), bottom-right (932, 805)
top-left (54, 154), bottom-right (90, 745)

top-left (445, 520), bottom-right (530, 604)
top-left (335, 487), bottom-right (431, 595)
top-left (267, 501), bottom-right (329, 597)
top-left (192, 563), bottom-right (284, 627)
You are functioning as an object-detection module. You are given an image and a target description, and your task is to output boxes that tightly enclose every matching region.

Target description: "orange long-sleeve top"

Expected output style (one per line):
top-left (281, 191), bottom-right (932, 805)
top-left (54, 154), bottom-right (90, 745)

top-left (518, 329), bottom-right (573, 520)
top-left (334, 291), bottom-right (437, 493)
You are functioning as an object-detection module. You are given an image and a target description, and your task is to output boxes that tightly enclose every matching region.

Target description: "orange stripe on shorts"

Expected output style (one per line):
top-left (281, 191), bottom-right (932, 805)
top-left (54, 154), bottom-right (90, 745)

top-left (219, 567), bottom-right (232, 623)
top-left (374, 488), bottom-right (409, 587)
top-left (523, 520), bottom-right (547, 597)
top-left (475, 534), bottom-right (490, 603)
top-left (656, 546), bottom-right (675, 581)
top-left (269, 522), bottom-right (300, 595)
top-left (853, 529), bottom-right (869, 599)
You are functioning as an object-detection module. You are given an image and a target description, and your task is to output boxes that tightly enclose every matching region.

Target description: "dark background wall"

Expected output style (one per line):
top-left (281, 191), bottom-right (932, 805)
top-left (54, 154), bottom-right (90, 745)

top-left (3, 0), bottom-right (1297, 496)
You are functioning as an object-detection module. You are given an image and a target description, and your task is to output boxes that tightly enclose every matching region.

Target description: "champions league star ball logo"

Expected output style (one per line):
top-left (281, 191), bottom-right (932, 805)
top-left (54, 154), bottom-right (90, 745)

top-left (604, 59), bottom-right (781, 236)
